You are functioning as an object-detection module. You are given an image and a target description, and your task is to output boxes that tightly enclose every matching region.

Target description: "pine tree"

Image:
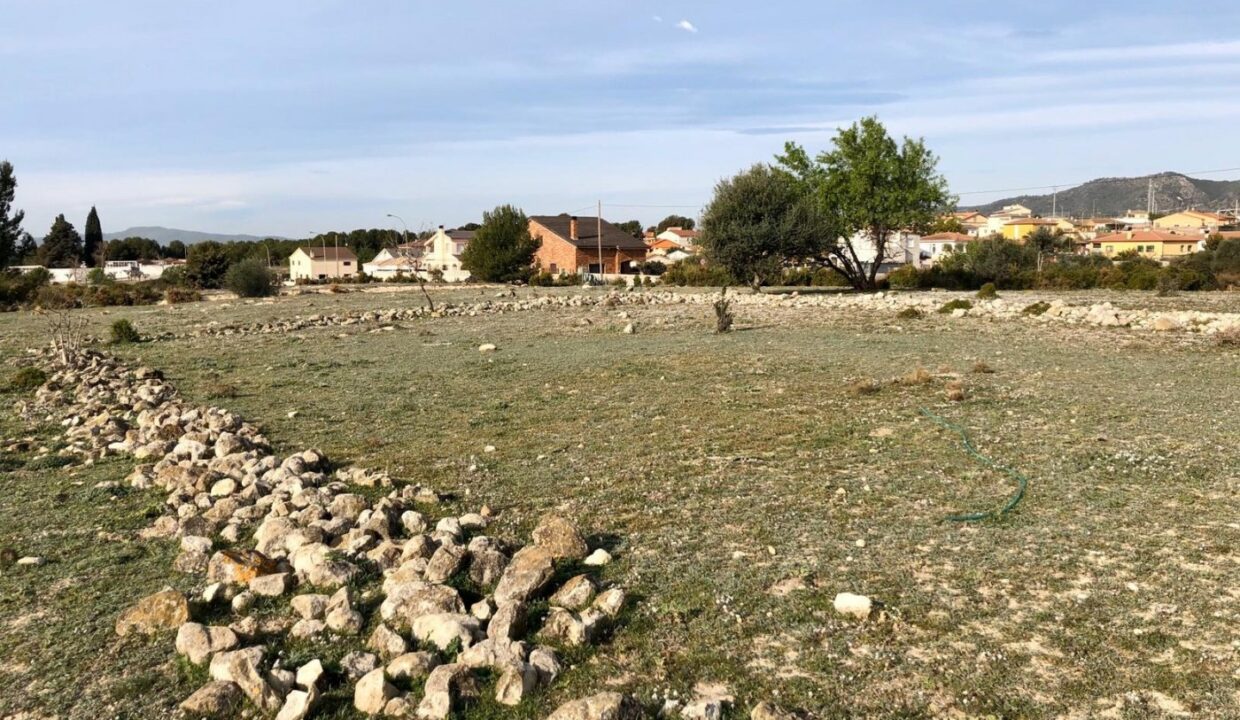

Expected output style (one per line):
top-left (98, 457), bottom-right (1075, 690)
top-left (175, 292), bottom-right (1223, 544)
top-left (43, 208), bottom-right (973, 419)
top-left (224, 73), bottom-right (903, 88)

top-left (84, 206), bottom-right (103, 267)
top-left (459, 205), bottom-right (538, 282)
top-left (38, 214), bottom-right (84, 268)
top-left (0, 160), bottom-right (25, 268)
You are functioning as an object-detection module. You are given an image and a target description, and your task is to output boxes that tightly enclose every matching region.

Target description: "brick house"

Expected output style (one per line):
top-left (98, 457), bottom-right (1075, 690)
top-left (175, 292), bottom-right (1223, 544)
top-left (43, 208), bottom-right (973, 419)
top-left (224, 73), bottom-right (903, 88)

top-left (530, 214), bottom-right (648, 275)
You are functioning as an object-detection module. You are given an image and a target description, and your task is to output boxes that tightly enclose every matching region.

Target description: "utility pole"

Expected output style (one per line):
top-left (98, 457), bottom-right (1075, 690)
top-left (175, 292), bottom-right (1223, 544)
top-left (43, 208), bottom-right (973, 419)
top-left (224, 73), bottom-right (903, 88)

top-left (1052, 187), bottom-right (1058, 218)
top-left (334, 232), bottom-right (340, 278)
top-left (596, 200), bottom-right (604, 279)
top-left (321, 232), bottom-right (327, 281)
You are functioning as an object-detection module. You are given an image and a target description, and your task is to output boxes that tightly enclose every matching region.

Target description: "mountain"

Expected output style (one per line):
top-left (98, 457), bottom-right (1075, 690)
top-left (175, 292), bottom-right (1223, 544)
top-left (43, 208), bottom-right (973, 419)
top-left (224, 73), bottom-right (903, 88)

top-left (102, 226), bottom-right (290, 245)
top-left (965, 172), bottom-right (1240, 218)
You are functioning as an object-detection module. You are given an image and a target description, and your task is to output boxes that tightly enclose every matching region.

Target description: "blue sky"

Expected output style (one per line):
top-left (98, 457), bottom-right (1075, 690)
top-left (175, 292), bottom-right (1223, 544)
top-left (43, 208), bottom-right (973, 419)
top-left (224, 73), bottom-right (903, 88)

top-left (5, 0), bottom-right (1240, 236)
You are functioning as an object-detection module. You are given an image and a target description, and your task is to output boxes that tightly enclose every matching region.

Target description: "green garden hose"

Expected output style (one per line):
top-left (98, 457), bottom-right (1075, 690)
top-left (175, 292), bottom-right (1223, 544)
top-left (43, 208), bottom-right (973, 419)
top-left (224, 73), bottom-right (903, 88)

top-left (919, 408), bottom-right (1029, 522)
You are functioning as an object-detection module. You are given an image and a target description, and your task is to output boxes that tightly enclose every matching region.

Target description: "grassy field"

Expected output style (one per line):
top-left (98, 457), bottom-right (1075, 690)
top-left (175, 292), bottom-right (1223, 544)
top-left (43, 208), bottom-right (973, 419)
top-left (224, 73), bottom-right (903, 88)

top-left (1, 286), bottom-right (1238, 719)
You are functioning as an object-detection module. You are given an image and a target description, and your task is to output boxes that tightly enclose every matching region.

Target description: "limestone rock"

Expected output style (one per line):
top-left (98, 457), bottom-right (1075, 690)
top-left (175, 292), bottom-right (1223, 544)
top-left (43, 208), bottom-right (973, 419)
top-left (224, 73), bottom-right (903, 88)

top-left (547, 692), bottom-right (644, 720)
top-left (115, 589), bottom-right (189, 636)
top-left (206, 549), bottom-right (279, 585)
top-left (549, 575), bottom-right (596, 611)
top-left (354, 668), bottom-right (396, 715)
top-left (410, 613), bottom-right (480, 651)
top-left (249, 572), bottom-right (294, 597)
top-left (275, 688), bottom-right (318, 720)
top-left (179, 680), bottom-right (243, 717)
top-left (487, 601), bottom-right (526, 641)
top-left (493, 546), bottom-right (555, 605)
top-left (833, 592), bottom-right (873, 620)
top-left (416, 663), bottom-right (470, 720)
top-left (175, 622), bottom-right (239, 665)
top-left (368, 623), bottom-right (409, 659)
top-left (387, 651), bottom-right (439, 681)
top-left (583, 548), bottom-right (613, 566)
top-left (532, 515), bottom-right (589, 560)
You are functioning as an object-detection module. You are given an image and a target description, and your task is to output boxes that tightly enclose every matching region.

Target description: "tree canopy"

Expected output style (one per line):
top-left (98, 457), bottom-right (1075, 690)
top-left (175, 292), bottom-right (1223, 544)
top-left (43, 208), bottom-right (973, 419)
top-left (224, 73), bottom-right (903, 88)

top-left (656, 215), bottom-right (695, 233)
top-left (0, 160), bottom-right (25, 268)
top-left (699, 164), bottom-right (823, 290)
top-left (459, 205), bottom-right (538, 282)
top-left (37, 214), bottom-right (83, 268)
top-left (777, 116), bottom-right (952, 290)
top-left (84, 206), bottom-right (103, 267)
top-left (107, 236), bottom-right (164, 261)
top-left (614, 220), bottom-right (643, 238)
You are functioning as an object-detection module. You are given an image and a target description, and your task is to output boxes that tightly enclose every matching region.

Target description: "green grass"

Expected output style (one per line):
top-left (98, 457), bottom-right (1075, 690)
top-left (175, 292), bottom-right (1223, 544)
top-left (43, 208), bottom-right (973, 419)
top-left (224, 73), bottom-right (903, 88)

top-left (1, 286), bottom-right (1238, 718)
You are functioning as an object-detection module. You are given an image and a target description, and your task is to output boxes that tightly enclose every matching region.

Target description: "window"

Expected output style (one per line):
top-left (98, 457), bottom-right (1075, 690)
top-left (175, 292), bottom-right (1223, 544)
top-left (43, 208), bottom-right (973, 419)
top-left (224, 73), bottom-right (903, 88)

top-left (343, 261), bottom-right (351, 266)
top-left (1105, 245), bottom-right (1114, 254)
top-left (549, 263), bottom-right (558, 273)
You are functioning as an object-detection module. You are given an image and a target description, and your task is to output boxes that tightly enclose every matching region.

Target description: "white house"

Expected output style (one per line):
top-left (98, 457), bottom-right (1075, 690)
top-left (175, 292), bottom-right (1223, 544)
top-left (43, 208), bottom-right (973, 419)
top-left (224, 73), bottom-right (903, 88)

top-left (420, 226), bottom-right (473, 282)
top-left (655, 226), bottom-right (700, 249)
top-left (918, 232), bottom-right (973, 265)
top-left (846, 230), bottom-right (921, 272)
top-left (289, 246), bottom-right (358, 281)
top-left (363, 244), bottom-right (421, 279)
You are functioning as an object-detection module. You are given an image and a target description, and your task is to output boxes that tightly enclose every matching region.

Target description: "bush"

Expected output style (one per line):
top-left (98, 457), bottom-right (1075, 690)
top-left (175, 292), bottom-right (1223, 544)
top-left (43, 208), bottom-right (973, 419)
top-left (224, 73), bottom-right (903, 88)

top-left (158, 266), bottom-right (189, 288)
top-left (637, 261), bottom-right (667, 276)
top-left (1022, 301), bottom-right (1051, 316)
top-left (86, 267), bottom-right (112, 286)
top-left (938, 298), bottom-right (973, 314)
top-left (886, 265), bottom-right (923, 289)
top-left (164, 286), bottom-right (202, 304)
top-left (780, 267), bottom-right (851, 287)
top-left (896, 307), bottom-right (923, 320)
top-left (976, 282), bottom-right (998, 299)
top-left (7, 367), bottom-right (47, 393)
top-left (661, 262), bottom-right (736, 287)
top-left (223, 259), bottom-right (276, 297)
top-left (110, 319), bottom-right (141, 344)
top-left (0, 268), bottom-right (52, 310)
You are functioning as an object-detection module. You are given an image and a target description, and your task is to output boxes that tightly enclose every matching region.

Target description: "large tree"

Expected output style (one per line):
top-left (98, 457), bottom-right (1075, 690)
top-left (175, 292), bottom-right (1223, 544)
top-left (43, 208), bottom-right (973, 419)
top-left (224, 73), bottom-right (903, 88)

top-left (185, 241), bottom-right (233, 288)
top-left (459, 205), bottom-right (538, 282)
top-left (778, 116), bottom-right (952, 290)
top-left (0, 160), bottom-right (25, 268)
top-left (38, 214), bottom-right (84, 268)
top-left (699, 164), bottom-right (825, 291)
top-left (614, 220), bottom-right (643, 238)
top-left (656, 215), bottom-right (695, 233)
top-left (83, 206), bottom-right (103, 267)
top-left (164, 240), bottom-right (187, 259)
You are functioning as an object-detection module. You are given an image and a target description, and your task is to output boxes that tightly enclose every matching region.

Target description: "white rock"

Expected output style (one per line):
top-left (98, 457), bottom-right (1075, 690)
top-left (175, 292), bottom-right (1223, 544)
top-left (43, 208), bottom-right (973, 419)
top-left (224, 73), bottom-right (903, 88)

top-left (833, 592), bottom-right (874, 620)
top-left (583, 548), bottom-right (612, 566)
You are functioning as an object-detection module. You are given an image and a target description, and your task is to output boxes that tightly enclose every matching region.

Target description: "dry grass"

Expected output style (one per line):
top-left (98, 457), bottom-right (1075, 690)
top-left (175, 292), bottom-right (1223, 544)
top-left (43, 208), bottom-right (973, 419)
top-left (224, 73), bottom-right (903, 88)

top-left (972, 361), bottom-right (996, 374)
top-left (897, 366), bottom-right (933, 386)
top-left (945, 379), bottom-right (966, 402)
top-left (848, 377), bottom-right (882, 396)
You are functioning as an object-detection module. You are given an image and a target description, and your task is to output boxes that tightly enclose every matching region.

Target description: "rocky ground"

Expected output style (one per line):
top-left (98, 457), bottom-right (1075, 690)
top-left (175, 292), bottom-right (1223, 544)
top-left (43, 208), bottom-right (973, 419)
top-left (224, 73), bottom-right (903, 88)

top-left (1, 285), bottom-right (1238, 719)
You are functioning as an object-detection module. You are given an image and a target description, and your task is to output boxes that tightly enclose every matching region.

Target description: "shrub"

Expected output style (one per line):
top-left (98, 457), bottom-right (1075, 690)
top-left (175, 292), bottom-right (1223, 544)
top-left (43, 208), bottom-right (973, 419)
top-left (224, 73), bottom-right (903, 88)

top-left (223, 259), bottom-right (276, 297)
top-left (972, 361), bottom-right (996, 374)
top-left (528, 271), bottom-right (582, 287)
top-left (7, 367), bottom-right (47, 392)
top-left (976, 282), bottom-right (998, 299)
top-left (164, 286), bottom-right (202, 304)
top-left (1022, 301), bottom-right (1051, 316)
top-left (886, 265), bottom-right (924, 289)
top-left (896, 307), bottom-right (923, 320)
top-left (86, 267), bottom-right (111, 285)
top-left (637, 261), bottom-right (667, 276)
top-left (938, 298), bottom-right (973, 314)
top-left (158, 265), bottom-right (189, 288)
top-left (898, 366), bottom-right (932, 386)
top-left (847, 377), bottom-right (882, 396)
top-left (0, 268), bottom-right (52, 310)
top-left (661, 262), bottom-right (736, 287)
top-left (110, 319), bottom-right (141, 344)
top-left (1215, 326), bottom-right (1240, 347)
top-left (713, 288), bottom-right (734, 333)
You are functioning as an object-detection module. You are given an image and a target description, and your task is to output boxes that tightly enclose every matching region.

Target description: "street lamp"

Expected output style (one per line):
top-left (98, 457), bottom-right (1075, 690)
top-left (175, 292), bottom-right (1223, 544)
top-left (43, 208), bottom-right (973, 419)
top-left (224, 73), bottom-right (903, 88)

top-left (386, 212), bottom-right (434, 311)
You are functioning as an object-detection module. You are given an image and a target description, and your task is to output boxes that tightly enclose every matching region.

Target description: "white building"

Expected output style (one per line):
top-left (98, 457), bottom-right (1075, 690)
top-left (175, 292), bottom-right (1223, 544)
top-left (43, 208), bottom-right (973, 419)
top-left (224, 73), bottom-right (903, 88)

top-left (420, 226), bottom-right (473, 282)
top-left (289, 246), bottom-right (359, 281)
top-left (918, 232), bottom-right (973, 265)
top-left (846, 230), bottom-right (921, 272)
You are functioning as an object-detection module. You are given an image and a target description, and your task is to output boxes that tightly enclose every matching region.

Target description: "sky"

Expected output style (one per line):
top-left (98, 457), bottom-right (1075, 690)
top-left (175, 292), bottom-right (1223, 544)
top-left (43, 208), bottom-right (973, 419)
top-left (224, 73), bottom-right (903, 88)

top-left (5, 0), bottom-right (1240, 237)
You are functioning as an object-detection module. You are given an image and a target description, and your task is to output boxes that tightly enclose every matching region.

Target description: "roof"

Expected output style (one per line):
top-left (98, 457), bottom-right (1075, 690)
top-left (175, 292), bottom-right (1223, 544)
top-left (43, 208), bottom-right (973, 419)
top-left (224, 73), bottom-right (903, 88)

top-left (648, 238), bottom-right (684, 250)
top-left (297, 246), bottom-right (357, 261)
top-left (530, 214), bottom-right (648, 250)
top-left (1093, 231), bottom-right (1200, 244)
top-left (952, 211), bottom-right (986, 221)
top-left (446, 229), bottom-right (475, 242)
top-left (1003, 218), bottom-right (1059, 226)
top-left (367, 257), bottom-right (418, 269)
top-left (921, 232), bottom-right (973, 242)
top-left (1160, 210), bottom-right (1230, 222)
top-left (661, 226), bottom-right (701, 239)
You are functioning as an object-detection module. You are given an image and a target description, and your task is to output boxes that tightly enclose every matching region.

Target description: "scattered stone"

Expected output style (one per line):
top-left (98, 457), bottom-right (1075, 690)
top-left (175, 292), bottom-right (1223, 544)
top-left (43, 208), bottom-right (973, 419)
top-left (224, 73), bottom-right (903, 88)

top-left (583, 548), bottom-right (612, 566)
top-left (206, 549), bottom-right (279, 585)
top-left (833, 592), bottom-right (874, 620)
top-left (341, 651), bottom-right (380, 680)
top-left (179, 680), bottom-right (243, 717)
top-left (354, 668), bottom-right (396, 715)
top-left (550, 575), bottom-right (597, 611)
top-left (532, 515), bottom-right (589, 560)
top-left (478, 343), bottom-right (497, 353)
top-left (115, 589), bottom-right (189, 637)
top-left (175, 622), bottom-right (240, 665)
top-left (547, 692), bottom-right (644, 720)
top-left (249, 572), bottom-right (294, 597)
top-left (388, 651), bottom-right (439, 681)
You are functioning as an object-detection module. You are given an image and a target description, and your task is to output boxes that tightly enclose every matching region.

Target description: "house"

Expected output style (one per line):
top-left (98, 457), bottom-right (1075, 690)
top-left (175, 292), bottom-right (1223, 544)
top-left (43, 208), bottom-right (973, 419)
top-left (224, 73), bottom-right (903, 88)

top-left (846, 230), bottom-right (921, 273)
top-left (655, 226), bottom-right (701, 249)
top-left (362, 253), bottom-right (420, 280)
top-left (1116, 210), bottom-right (1152, 228)
top-left (645, 236), bottom-right (696, 265)
top-left (984, 204), bottom-right (1034, 235)
top-left (530, 214), bottom-right (648, 275)
top-left (1087, 231), bottom-right (1203, 260)
top-left (951, 211), bottom-right (989, 236)
top-left (1001, 218), bottom-right (1061, 241)
top-left (418, 226), bottom-right (473, 282)
top-left (919, 232), bottom-right (973, 265)
top-left (288, 246), bottom-right (358, 281)
top-left (1153, 210), bottom-right (1232, 234)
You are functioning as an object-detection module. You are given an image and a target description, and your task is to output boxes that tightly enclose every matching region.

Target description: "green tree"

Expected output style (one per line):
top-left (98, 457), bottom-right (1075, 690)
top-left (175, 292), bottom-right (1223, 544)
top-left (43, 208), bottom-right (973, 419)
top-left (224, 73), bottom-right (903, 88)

top-left (777, 116), bottom-right (952, 290)
top-left (37, 214), bottom-right (84, 268)
top-left (15, 233), bottom-right (37, 263)
top-left (107, 236), bottom-right (163, 261)
top-left (185, 241), bottom-right (233, 288)
top-left (614, 220), bottom-right (644, 238)
top-left (656, 215), bottom-right (695, 233)
top-left (164, 240), bottom-right (187, 259)
top-left (223, 258), bottom-right (276, 297)
top-left (83, 206), bottom-right (103, 267)
top-left (699, 164), bottom-right (824, 291)
top-left (930, 215), bottom-right (966, 234)
top-left (459, 205), bottom-right (538, 282)
top-left (0, 160), bottom-right (26, 268)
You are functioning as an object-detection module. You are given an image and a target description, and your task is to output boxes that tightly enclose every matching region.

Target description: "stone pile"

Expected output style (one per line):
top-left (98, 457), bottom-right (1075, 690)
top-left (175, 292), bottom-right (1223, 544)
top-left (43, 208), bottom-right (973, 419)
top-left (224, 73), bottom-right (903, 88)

top-left (25, 347), bottom-right (635, 719)
top-left (172, 290), bottom-right (1240, 341)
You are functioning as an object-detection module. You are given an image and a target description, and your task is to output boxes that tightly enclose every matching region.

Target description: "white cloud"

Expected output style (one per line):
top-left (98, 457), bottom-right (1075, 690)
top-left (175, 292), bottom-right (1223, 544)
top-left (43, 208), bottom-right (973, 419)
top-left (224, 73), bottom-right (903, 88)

top-left (676, 19), bottom-right (698, 34)
top-left (652, 15), bottom-right (663, 23)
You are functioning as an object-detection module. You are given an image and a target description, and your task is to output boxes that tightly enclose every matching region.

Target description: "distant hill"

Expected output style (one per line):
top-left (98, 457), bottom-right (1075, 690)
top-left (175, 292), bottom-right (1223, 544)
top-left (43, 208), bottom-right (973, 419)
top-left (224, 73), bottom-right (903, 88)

top-left (102, 226), bottom-right (290, 245)
top-left (965, 172), bottom-right (1240, 218)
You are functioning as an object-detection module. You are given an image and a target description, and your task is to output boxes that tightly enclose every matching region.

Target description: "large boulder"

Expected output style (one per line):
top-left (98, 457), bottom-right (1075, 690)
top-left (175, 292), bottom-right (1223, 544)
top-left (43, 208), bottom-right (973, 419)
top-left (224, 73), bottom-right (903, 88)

top-left (115, 589), bottom-right (190, 637)
top-left (492, 546), bottom-right (555, 605)
top-left (532, 515), bottom-right (589, 560)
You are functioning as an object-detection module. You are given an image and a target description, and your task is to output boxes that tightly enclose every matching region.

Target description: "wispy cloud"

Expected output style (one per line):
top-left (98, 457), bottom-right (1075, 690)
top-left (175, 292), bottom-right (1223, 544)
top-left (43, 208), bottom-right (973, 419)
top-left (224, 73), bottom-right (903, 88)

top-left (676, 20), bottom-right (698, 34)
top-left (1036, 39), bottom-right (1240, 64)
top-left (652, 15), bottom-right (663, 23)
